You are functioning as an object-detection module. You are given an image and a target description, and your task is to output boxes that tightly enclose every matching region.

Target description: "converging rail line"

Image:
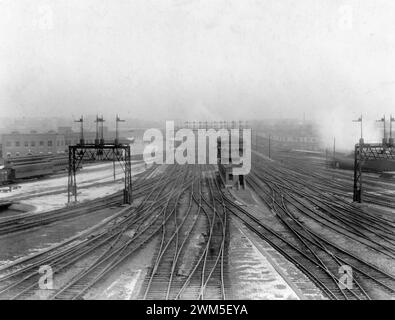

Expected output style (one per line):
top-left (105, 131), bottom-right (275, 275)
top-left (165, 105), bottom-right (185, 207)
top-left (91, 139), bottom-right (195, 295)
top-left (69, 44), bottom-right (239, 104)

top-left (240, 153), bottom-right (395, 299)
top-left (0, 164), bottom-right (231, 300)
top-left (0, 151), bottom-right (393, 300)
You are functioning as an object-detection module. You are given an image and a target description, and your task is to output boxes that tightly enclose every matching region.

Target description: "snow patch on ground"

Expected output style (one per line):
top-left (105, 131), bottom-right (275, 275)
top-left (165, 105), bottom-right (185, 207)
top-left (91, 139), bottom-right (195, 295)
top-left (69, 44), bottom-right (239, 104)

top-left (229, 222), bottom-right (300, 300)
top-left (2, 162), bottom-right (146, 213)
top-left (19, 182), bottom-right (125, 213)
top-left (0, 162), bottom-right (146, 200)
top-left (100, 270), bottom-right (142, 300)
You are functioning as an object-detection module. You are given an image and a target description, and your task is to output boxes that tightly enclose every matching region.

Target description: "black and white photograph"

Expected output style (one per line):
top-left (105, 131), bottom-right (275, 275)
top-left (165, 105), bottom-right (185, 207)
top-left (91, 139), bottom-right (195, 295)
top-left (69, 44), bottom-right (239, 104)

top-left (0, 0), bottom-right (394, 307)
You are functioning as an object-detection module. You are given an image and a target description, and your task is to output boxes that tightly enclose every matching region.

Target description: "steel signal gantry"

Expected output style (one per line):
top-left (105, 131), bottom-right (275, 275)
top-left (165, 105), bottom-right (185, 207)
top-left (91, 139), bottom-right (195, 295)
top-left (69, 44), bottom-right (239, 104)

top-left (68, 115), bottom-right (132, 205)
top-left (353, 141), bottom-right (395, 202)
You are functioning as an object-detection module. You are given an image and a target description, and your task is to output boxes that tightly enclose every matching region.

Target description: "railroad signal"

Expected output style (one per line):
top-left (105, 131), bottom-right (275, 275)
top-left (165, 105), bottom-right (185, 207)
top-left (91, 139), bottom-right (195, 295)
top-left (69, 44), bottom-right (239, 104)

top-left (353, 115), bottom-right (395, 202)
top-left (115, 114), bottom-right (125, 145)
top-left (352, 114), bottom-right (363, 142)
top-left (96, 115), bottom-right (105, 144)
top-left (68, 114), bottom-right (132, 205)
top-left (390, 115), bottom-right (395, 138)
top-left (353, 142), bottom-right (395, 203)
top-left (94, 115), bottom-right (102, 144)
top-left (376, 115), bottom-right (386, 144)
top-left (74, 115), bottom-right (84, 145)
top-left (390, 115), bottom-right (395, 146)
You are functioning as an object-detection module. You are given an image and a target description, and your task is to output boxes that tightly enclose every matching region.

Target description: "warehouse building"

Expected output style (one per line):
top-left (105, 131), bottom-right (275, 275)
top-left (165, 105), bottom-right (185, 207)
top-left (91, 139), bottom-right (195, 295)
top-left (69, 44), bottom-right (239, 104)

top-left (1, 127), bottom-right (130, 159)
top-left (1, 131), bottom-right (66, 158)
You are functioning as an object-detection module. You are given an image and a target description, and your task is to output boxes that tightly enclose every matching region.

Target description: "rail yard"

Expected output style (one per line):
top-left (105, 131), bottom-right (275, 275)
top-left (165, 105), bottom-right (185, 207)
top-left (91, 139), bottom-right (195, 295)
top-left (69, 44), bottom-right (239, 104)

top-left (0, 126), bottom-right (394, 301)
top-left (1, 1), bottom-right (395, 312)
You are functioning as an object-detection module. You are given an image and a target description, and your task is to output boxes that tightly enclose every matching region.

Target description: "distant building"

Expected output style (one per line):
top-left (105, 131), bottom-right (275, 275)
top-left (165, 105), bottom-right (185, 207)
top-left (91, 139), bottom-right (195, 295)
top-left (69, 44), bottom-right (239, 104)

top-left (1, 132), bottom-right (66, 158)
top-left (0, 126), bottom-right (130, 159)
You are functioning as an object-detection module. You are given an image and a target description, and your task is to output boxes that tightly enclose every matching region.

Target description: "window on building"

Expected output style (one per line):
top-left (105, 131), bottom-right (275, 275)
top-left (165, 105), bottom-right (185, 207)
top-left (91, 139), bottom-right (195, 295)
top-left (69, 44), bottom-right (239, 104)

top-left (6, 141), bottom-right (11, 147)
top-left (24, 141), bottom-right (29, 147)
top-left (48, 140), bottom-right (53, 147)
top-left (15, 141), bottom-right (20, 147)
top-left (40, 141), bottom-right (44, 146)
top-left (31, 141), bottom-right (36, 147)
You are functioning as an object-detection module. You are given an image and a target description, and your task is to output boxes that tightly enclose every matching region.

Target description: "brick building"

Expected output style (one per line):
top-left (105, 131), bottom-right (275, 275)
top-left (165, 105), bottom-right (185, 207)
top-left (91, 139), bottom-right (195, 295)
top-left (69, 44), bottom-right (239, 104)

top-left (1, 131), bottom-right (66, 158)
top-left (1, 126), bottom-right (130, 159)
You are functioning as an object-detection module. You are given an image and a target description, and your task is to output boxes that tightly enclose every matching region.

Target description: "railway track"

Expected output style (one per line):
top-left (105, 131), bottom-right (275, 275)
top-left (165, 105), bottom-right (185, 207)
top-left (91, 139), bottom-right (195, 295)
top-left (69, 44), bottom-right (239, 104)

top-left (1, 148), bottom-right (392, 301)
top-left (224, 190), bottom-right (395, 300)
top-left (241, 153), bottom-right (395, 299)
top-left (0, 165), bottom-right (230, 300)
top-left (0, 165), bottom-right (159, 236)
top-left (140, 165), bottom-right (228, 300)
top-left (251, 167), bottom-right (395, 256)
top-left (253, 145), bottom-right (395, 208)
top-left (252, 153), bottom-right (395, 228)
top-left (0, 165), bottom-right (182, 299)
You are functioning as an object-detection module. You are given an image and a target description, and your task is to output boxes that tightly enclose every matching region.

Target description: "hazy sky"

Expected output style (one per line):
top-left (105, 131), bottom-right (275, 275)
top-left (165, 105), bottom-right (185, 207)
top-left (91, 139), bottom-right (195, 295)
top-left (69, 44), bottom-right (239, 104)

top-left (0, 0), bottom-right (394, 143)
